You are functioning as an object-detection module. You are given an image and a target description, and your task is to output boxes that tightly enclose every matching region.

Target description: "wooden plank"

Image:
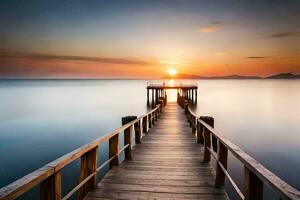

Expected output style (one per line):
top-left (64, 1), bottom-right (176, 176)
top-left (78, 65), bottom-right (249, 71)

top-left (97, 182), bottom-right (225, 194)
top-left (86, 190), bottom-right (227, 200)
top-left (86, 103), bottom-right (228, 200)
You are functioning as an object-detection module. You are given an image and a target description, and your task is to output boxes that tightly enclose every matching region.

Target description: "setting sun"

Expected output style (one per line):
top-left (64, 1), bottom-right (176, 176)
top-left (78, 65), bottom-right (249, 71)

top-left (168, 68), bottom-right (178, 77)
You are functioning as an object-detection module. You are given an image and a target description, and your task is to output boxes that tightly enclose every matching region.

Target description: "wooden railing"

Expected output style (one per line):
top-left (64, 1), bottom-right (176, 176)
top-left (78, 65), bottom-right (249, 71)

top-left (177, 93), bottom-right (300, 200)
top-left (0, 100), bottom-right (164, 200)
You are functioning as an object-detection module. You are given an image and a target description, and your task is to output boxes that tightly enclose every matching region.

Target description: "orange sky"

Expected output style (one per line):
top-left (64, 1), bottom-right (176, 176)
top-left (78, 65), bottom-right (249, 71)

top-left (0, 1), bottom-right (299, 78)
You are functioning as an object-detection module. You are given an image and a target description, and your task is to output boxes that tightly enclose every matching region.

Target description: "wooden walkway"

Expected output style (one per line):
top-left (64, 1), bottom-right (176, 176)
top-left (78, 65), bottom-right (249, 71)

top-left (84, 103), bottom-right (229, 200)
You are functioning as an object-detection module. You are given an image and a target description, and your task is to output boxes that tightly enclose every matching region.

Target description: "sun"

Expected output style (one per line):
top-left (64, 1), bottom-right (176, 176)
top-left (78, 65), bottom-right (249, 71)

top-left (167, 68), bottom-right (178, 77)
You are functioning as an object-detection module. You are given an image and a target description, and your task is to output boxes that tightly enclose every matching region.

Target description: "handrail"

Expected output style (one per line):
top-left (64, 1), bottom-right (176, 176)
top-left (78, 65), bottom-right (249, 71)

top-left (0, 103), bottom-right (163, 200)
top-left (178, 93), bottom-right (300, 200)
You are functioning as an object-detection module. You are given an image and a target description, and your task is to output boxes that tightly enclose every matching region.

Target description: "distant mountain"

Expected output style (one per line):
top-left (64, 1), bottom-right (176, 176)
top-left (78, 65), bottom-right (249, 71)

top-left (163, 72), bottom-right (300, 79)
top-left (163, 73), bottom-right (261, 79)
top-left (266, 73), bottom-right (300, 79)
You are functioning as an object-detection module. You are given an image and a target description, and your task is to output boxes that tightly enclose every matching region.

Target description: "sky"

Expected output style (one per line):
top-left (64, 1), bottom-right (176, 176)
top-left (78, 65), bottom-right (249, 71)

top-left (0, 0), bottom-right (299, 78)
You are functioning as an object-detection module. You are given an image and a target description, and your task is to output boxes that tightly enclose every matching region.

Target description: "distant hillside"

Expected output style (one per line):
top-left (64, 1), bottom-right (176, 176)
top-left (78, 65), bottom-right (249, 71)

top-left (163, 72), bottom-right (300, 79)
top-left (163, 73), bottom-right (260, 79)
top-left (266, 73), bottom-right (300, 79)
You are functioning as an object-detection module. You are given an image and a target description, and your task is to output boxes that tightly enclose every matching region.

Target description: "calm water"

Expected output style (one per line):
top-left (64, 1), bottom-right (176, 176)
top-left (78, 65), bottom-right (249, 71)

top-left (0, 79), bottom-right (299, 199)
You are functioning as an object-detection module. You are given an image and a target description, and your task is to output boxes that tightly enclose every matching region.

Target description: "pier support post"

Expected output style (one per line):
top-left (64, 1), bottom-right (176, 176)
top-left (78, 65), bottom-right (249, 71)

top-left (40, 171), bottom-right (62, 200)
top-left (192, 89), bottom-right (194, 103)
top-left (203, 127), bottom-right (211, 162)
top-left (147, 89), bottom-right (149, 103)
top-left (184, 100), bottom-right (189, 114)
top-left (200, 116), bottom-right (217, 152)
top-left (197, 119), bottom-right (204, 144)
top-left (77, 146), bottom-right (98, 199)
top-left (109, 133), bottom-right (119, 168)
top-left (201, 116), bottom-right (214, 162)
top-left (244, 167), bottom-right (263, 200)
top-left (134, 119), bottom-right (142, 144)
top-left (122, 116), bottom-right (137, 160)
top-left (215, 141), bottom-right (228, 187)
top-left (142, 115), bottom-right (149, 134)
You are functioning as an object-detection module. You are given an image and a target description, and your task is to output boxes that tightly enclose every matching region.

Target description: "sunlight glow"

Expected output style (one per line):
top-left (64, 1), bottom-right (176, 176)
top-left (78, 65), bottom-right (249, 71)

top-left (168, 68), bottom-right (178, 77)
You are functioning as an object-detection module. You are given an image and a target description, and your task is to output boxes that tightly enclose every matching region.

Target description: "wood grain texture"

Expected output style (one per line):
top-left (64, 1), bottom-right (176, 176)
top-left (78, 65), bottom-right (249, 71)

top-left (84, 103), bottom-right (228, 200)
top-left (78, 146), bottom-right (98, 200)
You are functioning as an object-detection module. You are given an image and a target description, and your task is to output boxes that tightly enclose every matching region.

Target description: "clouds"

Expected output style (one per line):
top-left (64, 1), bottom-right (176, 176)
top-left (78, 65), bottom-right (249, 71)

top-left (198, 21), bottom-right (224, 33)
top-left (0, 53), bottom-right (153, 66)
top-left (245, 56), bottom-right (269, 59)
top-left (267, 32), bottom-right (300, 38)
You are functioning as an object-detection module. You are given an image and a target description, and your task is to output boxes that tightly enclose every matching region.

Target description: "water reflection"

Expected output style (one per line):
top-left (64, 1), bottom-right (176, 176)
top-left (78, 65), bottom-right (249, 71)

top-left (0, 79), bottom-right (299, 199)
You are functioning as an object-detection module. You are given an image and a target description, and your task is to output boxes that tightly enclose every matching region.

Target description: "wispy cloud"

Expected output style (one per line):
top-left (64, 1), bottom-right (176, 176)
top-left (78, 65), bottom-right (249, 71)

top-left (245, 56), bottom-right (269, 59)
top-left (198, 21), bottom-right (224, 33)
top-left (267, 32), bottom-right (300, 38)
top-left (0, 53), bottom-right (153, 65)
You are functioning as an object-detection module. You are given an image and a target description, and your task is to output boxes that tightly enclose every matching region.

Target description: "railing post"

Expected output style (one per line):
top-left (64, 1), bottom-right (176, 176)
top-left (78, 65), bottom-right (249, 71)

top-left (40, 171), bottom-right (61, 200)
top-left (159, 98), bottom-right (164, 108)
top-left (215, 141), bottom-right (228, 187)
top-left (184, 100), bottom-right (188, 114)
top-left (203, 127), bottom-right (211, 162)
top-left (148, 113), bottom-right (153, 128)
top-left (122, 116), bottom-right (136, 160)
top-left (109, 133), bottom-right (119, 168)
top-left (142, 116), bottom-right (148, 134)
top-left (197, 120), bottom-right (204, 144)
top-left (200, 116), bottom-right (216, 151)
top-left (154, 107), bottom-right (158, 121)
top-left (192, 115), bottom-right (196, 133)
top-left (134, 119), bottom-right (142, 144)
top-left (77, 146), bottom-right (98, 200)
top-left (244, 167), bottom-right (263, 200)
top-left (197, 118), bottom-right (204, 144)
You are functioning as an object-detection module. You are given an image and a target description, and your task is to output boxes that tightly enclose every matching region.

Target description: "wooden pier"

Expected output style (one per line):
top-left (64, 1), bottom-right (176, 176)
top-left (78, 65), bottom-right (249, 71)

top-left (84, 102), bottom-right (228, 200)
top-left (147, 82), bottom-right (198, 104)
top-left (0, 85), bottom-right (300, 200)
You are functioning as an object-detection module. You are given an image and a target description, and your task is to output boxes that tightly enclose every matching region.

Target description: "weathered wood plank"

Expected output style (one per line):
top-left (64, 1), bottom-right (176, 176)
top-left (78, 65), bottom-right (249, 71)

top-left (86, 103), bottom-right (228, 200)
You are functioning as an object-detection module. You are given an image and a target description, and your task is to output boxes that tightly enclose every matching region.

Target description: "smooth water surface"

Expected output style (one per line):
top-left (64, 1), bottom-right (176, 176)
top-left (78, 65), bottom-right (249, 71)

top-left (0, 79), bottom-right (299, 199)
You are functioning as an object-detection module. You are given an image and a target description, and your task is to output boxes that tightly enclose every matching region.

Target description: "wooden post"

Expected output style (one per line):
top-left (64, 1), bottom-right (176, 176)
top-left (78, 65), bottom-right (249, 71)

top-left (122, 116), bottom-right (136, 160)
top-left (134, 119), bottom-right (142, 144)
top-left (215, 141), bottom-right (228, 187)
top-left (192, 115), bottom-right (196, 133)
top-left (200, 116), bottom-right (217, 152)
top-left (197, 120), bottom-right (204, 144)
top-left (142, 116), bottom-right (148, 134)
top-left (77, 146), bottom-right (98, 200)
top-left (151, 89), bottom-right (154, 105)
top-left (152, 112), bottom-right (155, 126)
top-left (109, 133), bottom-right (119, 168)
top-left (203, 127), bottom-right (211, 162)
top-left (147, 89), bottom-right (149, 103)
top-left (184, 100), bottom-right (188, 114)
top-left (148, 113), bottom-right (152, 128)
top-left (154, 108), bottom-right (158, 121)
top-left (244, 167), bottom-right (263, 200)
top-left (192, 89), bottom-right (194, 102)
top-left (159, 99), bottom-right (164, 108)
top-left (40, 171), bottom-right (61, 200)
